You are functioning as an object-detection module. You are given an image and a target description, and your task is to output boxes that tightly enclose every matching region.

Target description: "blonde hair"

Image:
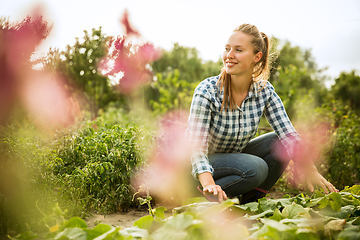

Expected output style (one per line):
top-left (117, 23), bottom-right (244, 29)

top-left (218, 23), bottom-right (271, 111)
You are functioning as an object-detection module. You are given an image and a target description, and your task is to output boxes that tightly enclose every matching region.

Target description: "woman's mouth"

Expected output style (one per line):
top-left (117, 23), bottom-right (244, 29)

top-left (226, 62), bottom-right (237, 67)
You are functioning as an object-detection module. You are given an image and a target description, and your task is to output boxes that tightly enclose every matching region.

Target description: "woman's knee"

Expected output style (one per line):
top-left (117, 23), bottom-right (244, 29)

top-left (247, 155), bottom-right (268, 185)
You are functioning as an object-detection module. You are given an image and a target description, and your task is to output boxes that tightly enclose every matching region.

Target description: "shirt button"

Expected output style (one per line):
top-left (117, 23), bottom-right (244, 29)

top-left (240, 127), bottom-right (244, 132)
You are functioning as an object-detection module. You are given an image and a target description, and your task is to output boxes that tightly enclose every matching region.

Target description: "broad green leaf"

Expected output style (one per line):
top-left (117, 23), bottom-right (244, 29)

top-left (54, 228), bottom-right (87, 240)
top-left (92, 227), bottom-right (119, 240)
top-left (245, 209), bottom-right (274, 220)
top-left (119, 227), bottom-right (149, 239)
top-left (269, 208), bottom-right (284, 221)
top-left (12, 231), bottom-right (38, 240)
top-left (204, 198), bottom-right (238, 214)
top-left (343, 185), bottom-right (360, 195)
top-left (349, 216), bottom-right (360, 225)
top-left (151, 228), bottom-right (187, 240)
top-left (337, 225), bottom-right (360, 240)
top-left (166, 213), bottom-right (194, 230)
top-left (258, 198), bottom-right (278, 212)
top-left (295, 229), bottom-right (321, 240)
top-left (281, 217), bottom-right (324, 231)
top-left (63, 217), bottom-right (88, 229)
top-left (317, 192), bottom-right (342, 211)
top-left (261, 218), bottom-right (298, 231)
top-left (319, 205), bottom-right (351, 219)
top-left (312, 190), bottom-right (325, 198)
top-left (324, 219), bottom-right (346, 236)
top-left (84, 224), bottom-right (113, 240)
top-left (153, 206), bottom-right (167, 220)
top-left (134, 215), bottom-right (154, 230)
top-left (172, 202), bottom-right (217, 215)
top-left (329, 192), bottom-right (342, 211)
top-left (240, 201), bottom-right (258, 213)
top-left (251, 219), bottom-right (297, 239)
top-left (282, 203), bottom-right (308, 219)
top-left (341, 192), bottom-right (360, 206)
top-left (275, 197), bottom-right (294, 209)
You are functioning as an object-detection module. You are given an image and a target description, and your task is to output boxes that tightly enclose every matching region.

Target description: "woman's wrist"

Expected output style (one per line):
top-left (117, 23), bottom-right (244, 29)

top-left (198, 172), bottom-right (215, 188)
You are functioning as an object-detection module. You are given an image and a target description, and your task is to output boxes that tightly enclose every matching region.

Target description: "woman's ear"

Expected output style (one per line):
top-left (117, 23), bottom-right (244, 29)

top-left (254, 52), bottom-right (263, 63)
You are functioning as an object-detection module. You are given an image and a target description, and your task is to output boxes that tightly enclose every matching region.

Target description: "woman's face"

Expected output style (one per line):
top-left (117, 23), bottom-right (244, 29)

top-left (222, 31), bottom-right (261, 78)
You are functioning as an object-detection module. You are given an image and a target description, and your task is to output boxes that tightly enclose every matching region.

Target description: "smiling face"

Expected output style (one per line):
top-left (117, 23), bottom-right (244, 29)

top-left (222, 31), bottom-right (262, 79)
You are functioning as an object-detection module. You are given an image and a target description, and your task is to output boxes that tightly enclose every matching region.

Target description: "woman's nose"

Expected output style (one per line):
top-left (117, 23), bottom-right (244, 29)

top-left (227, 49), bottom-right (234, 58)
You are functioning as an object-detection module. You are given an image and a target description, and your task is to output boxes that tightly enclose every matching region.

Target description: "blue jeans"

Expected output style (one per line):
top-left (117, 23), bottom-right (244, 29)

top-left (208, 132), bottom-right (290, 198)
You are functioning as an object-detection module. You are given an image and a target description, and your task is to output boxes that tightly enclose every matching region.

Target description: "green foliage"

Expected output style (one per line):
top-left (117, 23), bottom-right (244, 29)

top-left (0, 122), bottom-right (60, 236)
top-left (0, 109), bottom-right (153, 236)
top-left (318, 101), bottom-right (360, 189)
top-left (151, 43), bottom-right (222, 84)
top-left (330, 71), bottom-right (360, 114)
top-left (39, 185), bottom-right (360, 240)
top-left (269, 38), bottom-right (328, 120)
top-left (52, 120), bottom-right (150, 215)
top-left (145, 43), bottom-right (222, 114)
top-left (44, 27), bottom-right (127, 119)
top-left (150, 69), bottom-right (197, 115)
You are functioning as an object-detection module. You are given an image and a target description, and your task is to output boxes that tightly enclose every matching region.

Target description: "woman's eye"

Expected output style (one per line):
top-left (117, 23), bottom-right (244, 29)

top-left (236, 49), bottom-right (242, 52)
top-left (225, 47), bottom-right (230, 51)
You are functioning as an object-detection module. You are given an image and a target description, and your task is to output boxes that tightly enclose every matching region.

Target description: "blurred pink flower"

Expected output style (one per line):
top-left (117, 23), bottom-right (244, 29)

top-left (0, 7), bottom-right (79, 129)
top-left (0, 11), bottom-right (51, 124)
top-left (285, 122), bottom-right (332, 187)
top-left (132, 111), bottom-right (193, 202)
top-left (100, 11), bottom-right (161, 94)
top-left (21, 71), bottom-right (79, 128)
top-left (120, 9), bottom-right (140, 37)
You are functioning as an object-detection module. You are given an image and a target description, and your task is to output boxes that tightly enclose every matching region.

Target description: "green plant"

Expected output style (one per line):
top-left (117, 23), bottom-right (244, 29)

top-left (318, 101), bottom-right (360, 190)
top-left (42, 185), bottom-right (360, 240)
top-left (52, 121), bottom-right (151, 215)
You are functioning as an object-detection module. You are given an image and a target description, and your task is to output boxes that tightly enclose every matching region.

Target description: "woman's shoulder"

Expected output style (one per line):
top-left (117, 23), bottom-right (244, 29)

top-left (194, 75), bottom-right (220, 96)
top-left (256, 80), bottom-right (277, 95)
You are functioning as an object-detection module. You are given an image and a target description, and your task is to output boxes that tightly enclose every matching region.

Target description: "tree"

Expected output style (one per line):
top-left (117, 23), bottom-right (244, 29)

top-left (330, 70), bottom-right (360, 114)
top-left (145, 43), bottom-right (222, 114)
top-left (150, 69), bottom-right (197, 115)
top-left (44, 27), bottom-right (126, 119)
top-left (269, 38), bottom-right (328, 120)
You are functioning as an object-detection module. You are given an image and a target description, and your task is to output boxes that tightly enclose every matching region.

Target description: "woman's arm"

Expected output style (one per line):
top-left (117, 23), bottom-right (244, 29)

top-left (264, 84), bottom-right (338, 193)
top-left (187, 82), bottom-right (228, 201)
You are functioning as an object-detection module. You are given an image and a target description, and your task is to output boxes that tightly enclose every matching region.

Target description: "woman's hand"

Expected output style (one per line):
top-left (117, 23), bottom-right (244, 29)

top-left (198, 172), bottom-right (228, 202)
top-left (202, 184), bottom-right (228, 202)
top-left (305, 168), bottom-right (338, 194)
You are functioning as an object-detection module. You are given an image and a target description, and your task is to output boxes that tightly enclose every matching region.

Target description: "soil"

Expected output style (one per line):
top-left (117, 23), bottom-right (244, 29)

top-left (85, 208), bottom-right (150, 229)
top-left (84, 191), bottom-right (286, 229)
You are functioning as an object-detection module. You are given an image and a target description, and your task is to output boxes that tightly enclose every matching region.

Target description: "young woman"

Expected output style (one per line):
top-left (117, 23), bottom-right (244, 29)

top-left (186, 23), bottom-right (338, 203)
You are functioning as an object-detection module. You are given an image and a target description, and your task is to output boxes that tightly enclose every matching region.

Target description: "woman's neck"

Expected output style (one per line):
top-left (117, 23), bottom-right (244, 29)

top-left (230, 74), bottom-right (252, 94)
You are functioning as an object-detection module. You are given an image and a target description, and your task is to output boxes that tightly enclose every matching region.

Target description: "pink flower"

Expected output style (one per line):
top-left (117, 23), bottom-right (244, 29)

top-left (100, 11), bottom-right (161, 94)
top-left (132, 111), bottom-right (193, 203)
top-left (0, 7), bottom-right (79, 129)
top-left (120, 9), bottom-right (140, 37)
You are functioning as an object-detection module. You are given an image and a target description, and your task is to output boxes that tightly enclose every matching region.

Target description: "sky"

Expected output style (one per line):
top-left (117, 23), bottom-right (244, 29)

top-left (1, 0), bottom-right (360, 83)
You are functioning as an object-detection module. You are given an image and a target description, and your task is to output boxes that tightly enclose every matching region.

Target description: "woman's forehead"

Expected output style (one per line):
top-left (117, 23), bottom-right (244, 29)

top-left (226, 31), bottom-right (253, 46)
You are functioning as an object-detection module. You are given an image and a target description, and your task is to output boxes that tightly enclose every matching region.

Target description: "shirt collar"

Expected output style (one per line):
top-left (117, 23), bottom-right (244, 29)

top-left (247, 81), bottom-right (259, 98)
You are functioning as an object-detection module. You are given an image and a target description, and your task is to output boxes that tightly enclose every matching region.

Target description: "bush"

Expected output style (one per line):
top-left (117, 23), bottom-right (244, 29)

top-left (315, 101), bottom-right (360, 190)
top-left (0, 123), bottom-right (58, 236)
top-left (52, 120), bottom-right (151, 215)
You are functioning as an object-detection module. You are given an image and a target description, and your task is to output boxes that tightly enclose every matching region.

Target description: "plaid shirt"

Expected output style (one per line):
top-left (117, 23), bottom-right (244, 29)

top-left (186, 75), bottom-right (301, 178)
